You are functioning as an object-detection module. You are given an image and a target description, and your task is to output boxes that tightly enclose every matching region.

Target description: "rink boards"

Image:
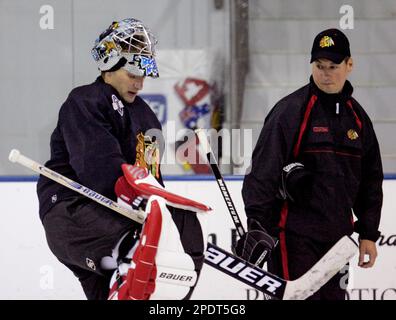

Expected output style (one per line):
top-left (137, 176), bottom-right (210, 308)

top-left (0, 178), bottom-right (395, 300)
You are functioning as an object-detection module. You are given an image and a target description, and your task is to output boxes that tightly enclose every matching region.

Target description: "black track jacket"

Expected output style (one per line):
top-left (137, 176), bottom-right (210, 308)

top-left (242, 77), bottom-right (383, 242)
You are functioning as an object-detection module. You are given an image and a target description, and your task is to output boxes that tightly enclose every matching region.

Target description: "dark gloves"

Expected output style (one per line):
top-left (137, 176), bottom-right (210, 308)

top-left (279, 162), bottom-right (313, 204)
top-left (233, 219), bottom-right (277, 267)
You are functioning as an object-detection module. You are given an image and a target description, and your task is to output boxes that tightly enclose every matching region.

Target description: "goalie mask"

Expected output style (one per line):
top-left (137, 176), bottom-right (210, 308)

top-left (91, 18), bottom-right (159, 78)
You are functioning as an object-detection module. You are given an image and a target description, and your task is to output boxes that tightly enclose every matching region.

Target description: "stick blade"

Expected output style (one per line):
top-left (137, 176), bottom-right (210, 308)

top-left (283, 235), bottom-right (358, 300)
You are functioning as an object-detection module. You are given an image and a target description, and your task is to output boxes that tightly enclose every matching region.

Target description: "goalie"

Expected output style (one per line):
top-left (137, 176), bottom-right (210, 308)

top-left (240, 29), bottom-right (383, 300)
top-left (36, 18), bottom-right (208, 300)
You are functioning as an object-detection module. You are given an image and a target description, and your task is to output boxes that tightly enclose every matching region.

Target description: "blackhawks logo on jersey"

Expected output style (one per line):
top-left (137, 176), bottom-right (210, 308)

top-left (135, 132), bottom-right (160, 178)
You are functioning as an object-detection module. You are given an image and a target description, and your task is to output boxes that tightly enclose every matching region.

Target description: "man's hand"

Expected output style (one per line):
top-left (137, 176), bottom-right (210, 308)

top-left (358, 239), bottom-right (377, 268)
top-left (233, 219), bottom-right (277, 268)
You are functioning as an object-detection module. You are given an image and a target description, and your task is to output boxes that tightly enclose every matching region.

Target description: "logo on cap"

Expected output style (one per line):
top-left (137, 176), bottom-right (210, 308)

top-left (319, 36), bottom-right (335, 48)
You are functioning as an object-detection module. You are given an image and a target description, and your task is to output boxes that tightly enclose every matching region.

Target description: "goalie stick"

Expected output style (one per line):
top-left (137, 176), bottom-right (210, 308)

top-left (195, 129), bottom-right (273, 267)
top-left (8, 149), bottom-right (358, 300)
top-left (195, 129), bottom-right (246, 238)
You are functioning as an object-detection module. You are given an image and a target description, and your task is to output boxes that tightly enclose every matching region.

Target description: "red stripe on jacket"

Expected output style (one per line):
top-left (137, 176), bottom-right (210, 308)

top-left (293, 95), bottom-right (318, 158)
top-left (280, 94), bottom-right (317, 280)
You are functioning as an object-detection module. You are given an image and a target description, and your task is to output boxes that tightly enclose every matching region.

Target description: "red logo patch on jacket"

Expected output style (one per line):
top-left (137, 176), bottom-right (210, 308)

top-left (313, 126), bottom-right (329, 133)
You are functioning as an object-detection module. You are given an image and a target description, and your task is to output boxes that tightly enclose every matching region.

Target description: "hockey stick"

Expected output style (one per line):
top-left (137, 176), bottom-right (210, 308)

top-left (195, 129), bottom-right (273, 267)
top-left (8, 149), bottom-right (358, 300)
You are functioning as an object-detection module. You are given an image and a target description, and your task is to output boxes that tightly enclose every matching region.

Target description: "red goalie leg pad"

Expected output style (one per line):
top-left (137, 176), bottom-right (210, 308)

top-left (108, 275), bottom-right (128, 300)
top-left (128, 199), bottom-right (162, 300)
top-left (108, 270), bottom-right (156, 300)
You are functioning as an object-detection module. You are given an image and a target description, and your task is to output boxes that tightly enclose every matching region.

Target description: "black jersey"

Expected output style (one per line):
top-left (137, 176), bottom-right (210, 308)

top-left (37, 76), bottom-right (162, 220)
top-left (242, 77), bottom-right (383, 242)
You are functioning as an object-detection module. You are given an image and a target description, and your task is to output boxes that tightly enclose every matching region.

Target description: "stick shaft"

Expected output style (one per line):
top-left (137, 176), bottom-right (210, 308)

top-left (8, 149), bottom-right (146, 224)
top-left (195, 129), bottom-right (245, 237)
top-left (195, 130), bottom-right (270, 268)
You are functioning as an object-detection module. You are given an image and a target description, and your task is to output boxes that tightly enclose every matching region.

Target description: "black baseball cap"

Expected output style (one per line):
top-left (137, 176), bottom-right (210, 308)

top-left (310, 28), bottom-right (351, 64)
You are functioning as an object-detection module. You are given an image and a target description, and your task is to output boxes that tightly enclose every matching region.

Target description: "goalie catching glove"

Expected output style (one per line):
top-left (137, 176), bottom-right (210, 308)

top-left (233, 219), bottom-right (277, 268)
